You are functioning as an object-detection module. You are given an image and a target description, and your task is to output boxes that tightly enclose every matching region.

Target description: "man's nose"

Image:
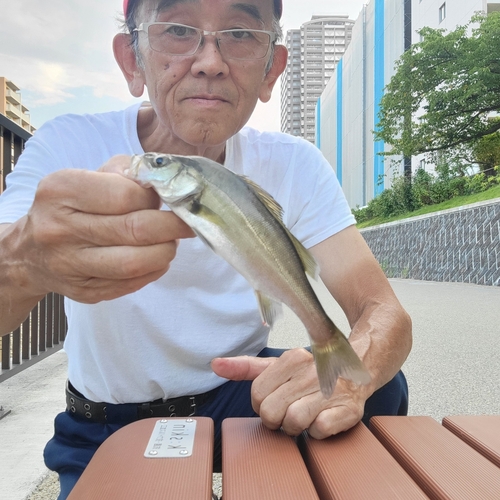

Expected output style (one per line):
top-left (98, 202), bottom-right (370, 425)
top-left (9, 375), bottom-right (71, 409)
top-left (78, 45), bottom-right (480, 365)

top-left (190, 35), bottom-right (229, 77)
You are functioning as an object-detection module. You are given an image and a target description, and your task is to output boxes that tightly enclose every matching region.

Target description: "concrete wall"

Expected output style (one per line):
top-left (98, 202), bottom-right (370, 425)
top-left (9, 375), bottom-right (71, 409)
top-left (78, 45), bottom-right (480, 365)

top-left (360, 199), bottom-right (500, 286)
top-left (318, 0), bottom-right (406, 208)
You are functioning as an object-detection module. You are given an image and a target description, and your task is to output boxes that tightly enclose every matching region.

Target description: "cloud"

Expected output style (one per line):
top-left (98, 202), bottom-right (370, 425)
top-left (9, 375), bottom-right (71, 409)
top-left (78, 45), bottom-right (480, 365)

top-left (0, 0), bottom-right (133, 117)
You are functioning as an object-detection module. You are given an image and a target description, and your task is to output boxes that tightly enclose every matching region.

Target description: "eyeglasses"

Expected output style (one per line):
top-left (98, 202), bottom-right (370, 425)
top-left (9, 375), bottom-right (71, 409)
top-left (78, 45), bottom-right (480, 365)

top-left (134, 22), bottom-right (277, 60)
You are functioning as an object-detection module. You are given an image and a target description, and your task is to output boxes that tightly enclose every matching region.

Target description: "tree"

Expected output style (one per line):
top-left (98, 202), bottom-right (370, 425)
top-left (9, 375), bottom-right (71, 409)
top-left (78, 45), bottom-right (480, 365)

top-left (473, 120), bottom-right (500, 176)
top-left (375, 12), bottom-right (500, 159)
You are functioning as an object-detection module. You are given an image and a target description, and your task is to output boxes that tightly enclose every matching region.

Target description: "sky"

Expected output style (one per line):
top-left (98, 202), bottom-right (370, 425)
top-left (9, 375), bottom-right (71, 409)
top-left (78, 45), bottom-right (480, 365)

top-left (0, 0), bottom-right (365, 132)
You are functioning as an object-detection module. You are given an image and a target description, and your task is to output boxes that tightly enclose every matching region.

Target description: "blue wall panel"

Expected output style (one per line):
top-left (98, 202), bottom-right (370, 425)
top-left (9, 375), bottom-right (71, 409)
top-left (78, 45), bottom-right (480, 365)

top-left (336, 59), bottom-right (343, 186)
top-left (373, 0), bottom-right (385, 195)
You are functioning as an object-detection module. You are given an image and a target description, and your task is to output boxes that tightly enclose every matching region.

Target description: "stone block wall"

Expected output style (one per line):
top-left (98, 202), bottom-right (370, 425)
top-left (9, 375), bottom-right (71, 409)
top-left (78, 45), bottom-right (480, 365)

top-left (360, 198), bottom-right (500, 286)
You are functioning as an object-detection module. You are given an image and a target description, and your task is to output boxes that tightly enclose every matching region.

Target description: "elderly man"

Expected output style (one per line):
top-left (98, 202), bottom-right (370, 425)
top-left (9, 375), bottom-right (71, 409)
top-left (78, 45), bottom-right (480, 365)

top-left (0, 0), bottom-right (411, 498)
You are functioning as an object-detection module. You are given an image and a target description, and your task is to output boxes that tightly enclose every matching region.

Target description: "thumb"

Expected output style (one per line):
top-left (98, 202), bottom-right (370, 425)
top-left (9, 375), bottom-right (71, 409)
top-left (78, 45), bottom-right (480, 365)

top-left (211, 356), bottom-right (277, 381)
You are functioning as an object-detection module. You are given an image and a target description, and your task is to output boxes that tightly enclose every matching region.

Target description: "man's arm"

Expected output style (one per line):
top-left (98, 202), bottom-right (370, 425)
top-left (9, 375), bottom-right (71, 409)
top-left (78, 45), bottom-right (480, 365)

top-left (0, 222), bottom-right (46, 336)
top-left (310, 225), bottom-right (412, 393)
top-left (212, 225), bottom-right (412, 437)
top-left (0, 156), bottom-right (194, 337)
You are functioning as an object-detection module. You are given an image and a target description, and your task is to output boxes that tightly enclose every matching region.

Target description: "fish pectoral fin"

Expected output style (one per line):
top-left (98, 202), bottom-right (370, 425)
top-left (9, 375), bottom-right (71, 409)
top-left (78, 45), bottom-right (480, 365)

top-left (254, 291), bottom-right (282, 327)
top-left (192, 203), bottom-right (226, 228)
top-left (311, 327), bottom-right (371, 398)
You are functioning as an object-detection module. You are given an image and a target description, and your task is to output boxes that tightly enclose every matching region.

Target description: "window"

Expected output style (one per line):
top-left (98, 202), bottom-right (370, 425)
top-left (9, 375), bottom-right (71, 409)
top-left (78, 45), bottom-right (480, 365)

top-left (419, 159), bottom-right (426, 170)
top-left (439, 3), bottom-right (446, 23)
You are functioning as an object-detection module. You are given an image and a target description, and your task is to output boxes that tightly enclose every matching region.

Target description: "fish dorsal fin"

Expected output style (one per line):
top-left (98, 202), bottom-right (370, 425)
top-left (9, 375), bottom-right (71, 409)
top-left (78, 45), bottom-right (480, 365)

top-left (241, 176), bottom-right (285, 222)
top-left (254, 290), bottom-right (282, 327)
top-left (241, 175), bottom-right (319, 280)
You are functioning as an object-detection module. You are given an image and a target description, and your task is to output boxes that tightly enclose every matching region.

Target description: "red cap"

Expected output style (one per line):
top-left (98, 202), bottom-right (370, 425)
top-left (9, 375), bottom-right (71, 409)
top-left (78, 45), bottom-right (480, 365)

top-left (123, 0), bottom-right (282, 19)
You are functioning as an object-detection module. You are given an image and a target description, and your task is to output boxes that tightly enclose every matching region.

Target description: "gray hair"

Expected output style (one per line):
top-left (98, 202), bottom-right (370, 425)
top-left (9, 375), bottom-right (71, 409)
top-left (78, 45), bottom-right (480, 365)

top-left (121, 1), bottom-right (283, 73)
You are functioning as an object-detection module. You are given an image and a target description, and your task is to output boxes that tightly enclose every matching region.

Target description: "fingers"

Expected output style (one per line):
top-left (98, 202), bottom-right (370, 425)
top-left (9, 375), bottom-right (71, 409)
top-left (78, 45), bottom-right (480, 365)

top-left (58, 268), bottom-right (169, 304)
top-left (18, 162), bottom-right (196, 301)
top-left (211, 356), bottom-right (276, 381)
top-left (64, 210), bottom-right (194, 248)
top-left (36, 169), bottom-right (159, 215)
top-left (307, 404), bottom-right (364, 439)
top-left (67, 241), bottom-right (179, 280)
top-left (253, 350), bottom-right (324, 432)
top-left (216, 348), bottom-right (367, 439)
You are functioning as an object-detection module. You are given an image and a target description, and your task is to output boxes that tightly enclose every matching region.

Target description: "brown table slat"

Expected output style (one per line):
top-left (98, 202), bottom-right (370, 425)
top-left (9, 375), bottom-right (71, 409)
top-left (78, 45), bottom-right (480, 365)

top-left (222, 418), bottom-right (319, 500)
top-left (299, 422), bottom-right (429, 499)
top-left (442, 415), bottom-right (500, 468)
top-left (68, 417), bottom-right (214, 500)
top-left (370, 416), bottom-right (500, 500)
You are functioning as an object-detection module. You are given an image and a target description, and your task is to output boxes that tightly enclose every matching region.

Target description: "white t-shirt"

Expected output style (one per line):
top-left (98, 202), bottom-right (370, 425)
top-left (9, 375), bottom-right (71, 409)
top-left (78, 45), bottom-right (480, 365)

top-left (0, 103), bottom-right (355, 403)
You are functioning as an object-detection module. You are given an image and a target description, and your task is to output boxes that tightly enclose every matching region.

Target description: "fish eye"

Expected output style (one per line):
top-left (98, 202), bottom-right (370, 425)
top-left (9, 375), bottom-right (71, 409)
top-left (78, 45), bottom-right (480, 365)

top-left (155, 157), bottom-right (164, 166)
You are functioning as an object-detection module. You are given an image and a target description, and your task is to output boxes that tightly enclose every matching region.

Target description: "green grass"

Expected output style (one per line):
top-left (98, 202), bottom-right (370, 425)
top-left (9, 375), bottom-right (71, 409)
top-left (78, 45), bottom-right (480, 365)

top-left (357, 184), bottom-right (500, 229)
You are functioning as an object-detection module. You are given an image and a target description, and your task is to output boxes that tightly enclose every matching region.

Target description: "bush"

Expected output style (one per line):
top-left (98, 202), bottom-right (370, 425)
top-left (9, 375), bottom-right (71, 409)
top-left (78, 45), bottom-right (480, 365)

top-left (353, 161), bottom-right (500, 225)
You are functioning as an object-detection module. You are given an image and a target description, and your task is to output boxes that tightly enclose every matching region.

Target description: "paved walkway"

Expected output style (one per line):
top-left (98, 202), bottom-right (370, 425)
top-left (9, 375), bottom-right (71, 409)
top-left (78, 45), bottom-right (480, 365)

top-left (1, 279), bottom-right (499, 499)
top-left (0, 350), bottom-right (67, 500)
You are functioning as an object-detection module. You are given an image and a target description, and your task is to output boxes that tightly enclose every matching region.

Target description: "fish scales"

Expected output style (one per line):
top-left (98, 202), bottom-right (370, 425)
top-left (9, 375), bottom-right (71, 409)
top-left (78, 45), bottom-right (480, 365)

top-left (126, 153), bottom-right (371, 397)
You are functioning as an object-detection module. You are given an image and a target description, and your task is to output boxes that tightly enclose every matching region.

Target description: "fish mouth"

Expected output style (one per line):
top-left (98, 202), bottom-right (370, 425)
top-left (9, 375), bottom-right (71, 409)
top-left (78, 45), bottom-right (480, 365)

top-left (123, 155), bottom-right (143, 179)
top-left (129, 154), bottom-right (143, 175)
top-left (124, 155), bottom-right (155, 188)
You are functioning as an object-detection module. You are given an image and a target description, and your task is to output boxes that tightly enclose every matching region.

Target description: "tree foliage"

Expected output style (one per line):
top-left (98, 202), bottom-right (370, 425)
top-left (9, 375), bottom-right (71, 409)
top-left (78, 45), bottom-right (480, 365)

top-left (375, 12), bottom-right (500, 158)
top-left (472, 119), bottom-right (500, 176)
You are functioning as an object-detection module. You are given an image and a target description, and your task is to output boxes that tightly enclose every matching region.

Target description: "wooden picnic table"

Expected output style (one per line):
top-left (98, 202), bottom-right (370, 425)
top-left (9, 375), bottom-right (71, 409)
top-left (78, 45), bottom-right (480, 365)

top-left (68, 415), bottom-right (500, 499)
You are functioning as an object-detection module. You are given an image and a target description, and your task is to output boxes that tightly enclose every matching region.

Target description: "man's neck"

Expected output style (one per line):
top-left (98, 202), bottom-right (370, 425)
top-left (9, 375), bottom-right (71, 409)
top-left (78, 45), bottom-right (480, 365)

top-left (136, 102), bottom-right (227, 164)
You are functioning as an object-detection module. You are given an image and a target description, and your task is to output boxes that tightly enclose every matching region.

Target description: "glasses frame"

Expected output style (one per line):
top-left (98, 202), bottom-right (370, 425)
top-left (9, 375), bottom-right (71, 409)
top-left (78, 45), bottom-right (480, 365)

top-left (133, 22), bottom-right (278, 60)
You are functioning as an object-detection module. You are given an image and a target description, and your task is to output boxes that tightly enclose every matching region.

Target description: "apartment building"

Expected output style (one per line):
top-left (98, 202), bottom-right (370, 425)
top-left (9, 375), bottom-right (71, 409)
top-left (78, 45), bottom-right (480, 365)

top-left (281, 15), bottom-right (354, 143)
top-left (0, 77), bottom-right (35, 134)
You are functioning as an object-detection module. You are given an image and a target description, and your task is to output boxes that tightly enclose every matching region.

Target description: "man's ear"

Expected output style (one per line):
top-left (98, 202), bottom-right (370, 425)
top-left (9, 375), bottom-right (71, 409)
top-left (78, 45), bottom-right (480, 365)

top-left (113, 33), bottom-right (146, 98)
top-left (259, 45), bottom-right (288, 103)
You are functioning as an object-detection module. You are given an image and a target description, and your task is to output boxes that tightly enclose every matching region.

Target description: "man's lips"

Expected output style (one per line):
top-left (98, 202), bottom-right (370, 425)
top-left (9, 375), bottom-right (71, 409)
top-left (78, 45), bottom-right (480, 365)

top-left (184, 94), bottom-right (229, 104)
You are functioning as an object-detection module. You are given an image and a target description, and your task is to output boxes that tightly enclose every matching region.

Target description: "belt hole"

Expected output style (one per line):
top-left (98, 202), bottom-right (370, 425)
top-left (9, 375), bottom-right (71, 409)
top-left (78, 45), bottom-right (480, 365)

top-left (84, 404), bottom-right (91, 411)
top-left (70, 407), bottom-right (76, 413)
top-left (170, 413), bottom-right (176, 417)
top-left (70, 398), bottom-right (75, 405)
top-left (169, 405), bottom-right (175, 412)
top-left (85, 412), bottom-right (92, 419)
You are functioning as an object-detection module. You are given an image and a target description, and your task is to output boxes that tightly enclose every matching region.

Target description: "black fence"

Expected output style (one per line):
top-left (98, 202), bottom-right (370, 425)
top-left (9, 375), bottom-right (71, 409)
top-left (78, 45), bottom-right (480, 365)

top-left (0, 114), bottom-right (67, 384)
top-left (0, 294), bottom-right (67, 383)
top-left (0, 112), bottom-right (30, 194)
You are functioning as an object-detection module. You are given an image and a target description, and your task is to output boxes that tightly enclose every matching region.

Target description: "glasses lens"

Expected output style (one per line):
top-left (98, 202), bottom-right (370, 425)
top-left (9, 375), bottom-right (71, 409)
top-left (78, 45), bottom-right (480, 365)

top-left (147, 23), bottom-right (201, 54)
top-left (219, 30), bottom-right (271, 60)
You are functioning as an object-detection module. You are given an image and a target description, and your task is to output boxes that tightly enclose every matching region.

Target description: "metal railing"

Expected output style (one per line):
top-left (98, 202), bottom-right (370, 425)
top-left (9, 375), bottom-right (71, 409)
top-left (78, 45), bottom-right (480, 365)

top-left (1, 112), bottom-right (31, 194)
top-left (0, 114), bottom-right (68, 385)
top-left (0, 294), bottom-right (67, 383)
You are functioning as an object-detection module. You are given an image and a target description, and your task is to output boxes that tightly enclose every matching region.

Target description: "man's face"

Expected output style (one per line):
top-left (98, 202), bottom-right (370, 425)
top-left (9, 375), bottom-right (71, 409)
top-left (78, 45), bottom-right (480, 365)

top-left (127, 0), bottom-right (284, 150)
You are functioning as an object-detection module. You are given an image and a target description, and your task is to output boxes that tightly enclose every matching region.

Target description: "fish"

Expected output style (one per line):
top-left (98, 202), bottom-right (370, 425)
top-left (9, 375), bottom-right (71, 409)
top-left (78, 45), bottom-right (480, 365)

top-left (125, 153), bottom-right (370, 397)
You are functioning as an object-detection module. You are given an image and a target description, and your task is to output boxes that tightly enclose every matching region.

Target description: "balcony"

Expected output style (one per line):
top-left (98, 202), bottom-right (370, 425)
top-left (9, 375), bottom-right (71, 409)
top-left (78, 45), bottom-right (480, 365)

top-left (5, 88), bottom-right (21, 106)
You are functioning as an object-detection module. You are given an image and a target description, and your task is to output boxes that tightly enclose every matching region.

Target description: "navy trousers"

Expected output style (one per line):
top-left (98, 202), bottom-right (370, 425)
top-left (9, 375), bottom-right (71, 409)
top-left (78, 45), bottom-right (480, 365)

top-left (44, 348), bottom-right (408, 500)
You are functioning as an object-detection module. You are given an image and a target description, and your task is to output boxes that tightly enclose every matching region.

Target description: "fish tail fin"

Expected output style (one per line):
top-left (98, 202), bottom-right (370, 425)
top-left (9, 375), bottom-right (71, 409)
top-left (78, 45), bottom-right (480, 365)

top-left (311, 327), bottom-right (371, 398)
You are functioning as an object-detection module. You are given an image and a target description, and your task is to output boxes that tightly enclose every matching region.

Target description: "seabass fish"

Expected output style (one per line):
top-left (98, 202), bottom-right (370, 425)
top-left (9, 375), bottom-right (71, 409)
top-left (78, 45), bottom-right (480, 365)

top-left (126, 153), bottom-right (370, 397)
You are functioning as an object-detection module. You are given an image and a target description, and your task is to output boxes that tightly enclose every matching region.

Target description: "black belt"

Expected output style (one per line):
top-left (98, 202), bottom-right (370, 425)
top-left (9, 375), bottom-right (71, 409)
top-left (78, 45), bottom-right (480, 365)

top-left (66, 381), bottom-right (216, 424)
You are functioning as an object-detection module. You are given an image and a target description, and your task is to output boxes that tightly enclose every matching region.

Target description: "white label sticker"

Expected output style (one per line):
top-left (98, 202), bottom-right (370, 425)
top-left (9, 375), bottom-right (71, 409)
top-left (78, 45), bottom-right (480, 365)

top-left (144, 419), bottom-right (197, 458)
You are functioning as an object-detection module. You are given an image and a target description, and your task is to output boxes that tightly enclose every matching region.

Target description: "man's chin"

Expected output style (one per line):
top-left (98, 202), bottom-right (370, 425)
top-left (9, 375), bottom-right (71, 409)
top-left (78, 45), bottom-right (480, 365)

top-left (177, 121), bottom-right (239, 148)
